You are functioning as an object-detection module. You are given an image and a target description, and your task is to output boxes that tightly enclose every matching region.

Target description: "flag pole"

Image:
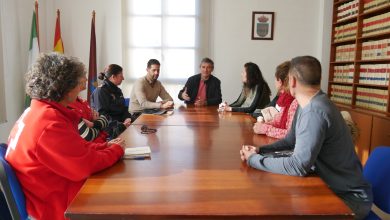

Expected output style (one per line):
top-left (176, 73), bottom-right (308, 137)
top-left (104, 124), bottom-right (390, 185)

top-left (87, 10), bottom-right (97, 105)
top-left (25, 0), bottom-right (40, 108)
top-left (92, 10), bottom-right (95, 25)
top-left (54, 9), bottom-right (64, 53)
top-left (35, 0), bottom-right (40, 48)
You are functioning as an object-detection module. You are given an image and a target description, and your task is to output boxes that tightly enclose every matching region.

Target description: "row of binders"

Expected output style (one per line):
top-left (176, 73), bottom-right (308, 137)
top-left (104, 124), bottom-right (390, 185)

top-left (330, 85), bottom-right (353, 105)
top-left (333, 64), bottom-right (390, 86)
top-left (333, 65), bottom-right (355, 83)
top-left (334, 22), bottom-right (357, 42)
top-left (359, 64), bottom-right (390, 85)
top-left (356, 87), bottom-right (388, 111)
top-left (330, 84), bottom-right (389, 112)
top-left (335, 44), bottom-right (356, 62)
top-left (362, 39), bottom-right (390, 60)
top-left (363, 0), bottom-right (390, 13)
top-left (362, 11), bottom-right (390, 37)
top-left (336, 0), bottom-right (359, 22)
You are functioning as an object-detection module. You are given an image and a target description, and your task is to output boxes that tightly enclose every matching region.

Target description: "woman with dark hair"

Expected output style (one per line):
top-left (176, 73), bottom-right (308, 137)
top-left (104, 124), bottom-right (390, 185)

top-left (219, 62), bottom-right (271, 113)
top-left (91, 64), bottom-right (135, 136)
top-left (6, 53), bottom-right (125, 220)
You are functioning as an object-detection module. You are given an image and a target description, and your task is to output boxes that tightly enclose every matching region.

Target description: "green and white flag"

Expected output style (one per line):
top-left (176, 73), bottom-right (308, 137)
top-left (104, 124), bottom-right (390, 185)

top-left (25, 3), bottom-right (40, 108)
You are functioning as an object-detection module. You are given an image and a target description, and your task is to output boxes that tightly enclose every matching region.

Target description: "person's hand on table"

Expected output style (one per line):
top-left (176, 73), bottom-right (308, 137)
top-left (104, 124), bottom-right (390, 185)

top-left (123, 118), bottom-right (132, 127)
top-left (194, 99), bottom-right (207, 107)
top-left (161, 100), bottom-right (174, 109)
top-left (240, 145), bottom-right (257, 161)
top-left (108, 138), bottom-right (125, 149)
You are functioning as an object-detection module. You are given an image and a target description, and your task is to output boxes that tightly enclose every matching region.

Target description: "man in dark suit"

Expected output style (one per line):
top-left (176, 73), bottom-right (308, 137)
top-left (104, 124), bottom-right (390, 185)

top-left (178, 57), bottom-right (222, 106)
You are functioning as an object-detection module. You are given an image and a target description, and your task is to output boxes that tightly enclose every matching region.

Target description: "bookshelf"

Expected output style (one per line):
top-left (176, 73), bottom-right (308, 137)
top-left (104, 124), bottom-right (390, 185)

top-left (329, 0), bottom-right (390, 164)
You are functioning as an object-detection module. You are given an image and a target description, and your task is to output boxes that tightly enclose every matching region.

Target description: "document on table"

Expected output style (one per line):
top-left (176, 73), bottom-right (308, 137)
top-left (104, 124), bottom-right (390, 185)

top-left (123, 146), bottom-right (151, 159)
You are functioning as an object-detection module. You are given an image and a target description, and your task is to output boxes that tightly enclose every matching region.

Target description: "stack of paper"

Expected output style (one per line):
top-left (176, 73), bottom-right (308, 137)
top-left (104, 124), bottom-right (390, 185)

top-left (124, 146), bottom-right (151, 159)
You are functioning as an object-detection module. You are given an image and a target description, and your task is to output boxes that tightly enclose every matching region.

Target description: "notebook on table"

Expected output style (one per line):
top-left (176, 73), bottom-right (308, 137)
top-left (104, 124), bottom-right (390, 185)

top-left (124, 146), bottom-right (151, 159)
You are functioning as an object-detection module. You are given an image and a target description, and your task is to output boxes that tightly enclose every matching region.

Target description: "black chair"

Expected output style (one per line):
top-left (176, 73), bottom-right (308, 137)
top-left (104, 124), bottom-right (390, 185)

top-left (0, 143), bottom-right (28, 220)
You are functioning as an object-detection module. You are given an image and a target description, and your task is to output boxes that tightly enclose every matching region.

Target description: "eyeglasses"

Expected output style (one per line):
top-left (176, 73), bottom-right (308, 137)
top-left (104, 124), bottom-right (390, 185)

top-left (141, 125), bottom-right (157, 134)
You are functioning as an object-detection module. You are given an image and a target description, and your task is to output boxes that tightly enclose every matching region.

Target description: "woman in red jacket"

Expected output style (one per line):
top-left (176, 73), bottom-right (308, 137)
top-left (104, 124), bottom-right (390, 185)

top-left (6, 53), bottom-right (125, 220)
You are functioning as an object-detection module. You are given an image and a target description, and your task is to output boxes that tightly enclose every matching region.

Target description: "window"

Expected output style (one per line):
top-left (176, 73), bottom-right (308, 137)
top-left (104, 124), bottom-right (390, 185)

top-left (122, 0), bottom-right (210, 99)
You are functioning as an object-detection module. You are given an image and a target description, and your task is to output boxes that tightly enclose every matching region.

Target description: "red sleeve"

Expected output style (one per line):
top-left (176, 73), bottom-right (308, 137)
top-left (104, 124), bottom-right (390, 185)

top-left (263, 100), bottom-right (298, 139)
top-left (267, 109), bottom-right (282, 127)
top-left (36, 121), bottom-right (124, 182)
top-left (92, 131), bottom-right (109, 144)
top-left (285, 100), bottom-right (299, 132)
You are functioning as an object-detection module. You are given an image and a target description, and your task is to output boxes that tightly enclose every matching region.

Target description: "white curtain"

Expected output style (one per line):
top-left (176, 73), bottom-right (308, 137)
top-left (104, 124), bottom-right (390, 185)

top-left (121, 0), bottom-right (211, 102)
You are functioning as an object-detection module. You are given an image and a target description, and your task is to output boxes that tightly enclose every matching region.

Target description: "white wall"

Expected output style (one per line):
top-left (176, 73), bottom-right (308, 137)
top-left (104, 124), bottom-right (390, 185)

top-left (318, 0), bottom-right (333, 92)
top-left (0, 0), bottom-right (31, 142)
top-left (44, 0), bottom-right (123, 97)
top-left (0, 0), bottom-right (5, 124)
top-left (211, 0), bottom-right (331, 102)
top-left (0, 0), bottom-right (124, 142)
top-left (0, 0), bottom-right (332, 142)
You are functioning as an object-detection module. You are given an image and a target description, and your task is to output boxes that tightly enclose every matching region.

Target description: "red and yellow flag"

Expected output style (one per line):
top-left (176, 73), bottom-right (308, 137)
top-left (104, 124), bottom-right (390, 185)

top-left (53, 9), bottom-right (64, 53)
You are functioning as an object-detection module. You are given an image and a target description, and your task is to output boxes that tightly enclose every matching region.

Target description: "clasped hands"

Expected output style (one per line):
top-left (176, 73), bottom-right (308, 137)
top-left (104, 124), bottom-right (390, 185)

top-left (218, 101), bottom-right (232, 112)
top-left (160, 100), bottom-right (174, 109)
top-left (123, 118), bottom-right (132, 127)
top-left (240, 145), bottom-right (257, 161)
top-left (82, 109), bottom-right (101, 128)
top-left (107, 137), bottom-right (125, 149)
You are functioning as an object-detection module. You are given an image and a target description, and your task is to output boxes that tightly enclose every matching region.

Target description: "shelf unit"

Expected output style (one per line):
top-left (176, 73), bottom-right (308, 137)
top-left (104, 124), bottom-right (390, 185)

top-left (329, 0), bottom-right (390, 164)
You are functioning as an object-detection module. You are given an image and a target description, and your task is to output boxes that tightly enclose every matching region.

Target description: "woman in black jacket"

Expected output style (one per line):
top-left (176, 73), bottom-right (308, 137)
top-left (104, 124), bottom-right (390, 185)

top-left (91, 64), bottom-right (135, 138)
top-left (219, 62), bottom-right (271, 113)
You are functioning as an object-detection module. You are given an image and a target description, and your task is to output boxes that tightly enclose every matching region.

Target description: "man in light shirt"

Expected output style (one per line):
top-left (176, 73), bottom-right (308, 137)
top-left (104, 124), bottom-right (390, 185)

top-left (130, 59), bottom-right (174, 113)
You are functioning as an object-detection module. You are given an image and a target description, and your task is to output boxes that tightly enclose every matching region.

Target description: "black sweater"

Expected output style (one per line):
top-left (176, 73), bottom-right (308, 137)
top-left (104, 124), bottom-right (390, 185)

top-left (91, 80), bottom-right (132, 122)
top-left (229, 84), bottom-right (271, 113)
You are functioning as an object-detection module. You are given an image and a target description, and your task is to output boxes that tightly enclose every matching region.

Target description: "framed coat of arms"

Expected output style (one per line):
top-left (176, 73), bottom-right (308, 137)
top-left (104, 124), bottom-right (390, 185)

top-left (251, 12), bottom-right (274, 40)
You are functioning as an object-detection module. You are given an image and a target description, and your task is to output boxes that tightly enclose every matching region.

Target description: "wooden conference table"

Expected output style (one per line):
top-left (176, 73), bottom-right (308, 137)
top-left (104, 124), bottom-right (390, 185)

top-left (65, 105), bottom-right (353, 219)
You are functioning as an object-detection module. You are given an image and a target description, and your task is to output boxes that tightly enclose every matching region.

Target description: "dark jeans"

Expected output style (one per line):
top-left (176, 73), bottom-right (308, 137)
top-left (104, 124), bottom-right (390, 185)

top-left (0, 192), bottom-right (12, 220)
top-left (338, 189), bottom-right (373, 220)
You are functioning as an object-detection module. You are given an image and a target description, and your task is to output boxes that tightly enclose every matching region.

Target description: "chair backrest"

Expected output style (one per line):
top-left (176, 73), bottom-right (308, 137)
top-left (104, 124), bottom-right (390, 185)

top-left (124, 98), bottom-right (130, 108)
top-left (90, 87), bottom-right (100, 110)
top-left (0, 143), bottom-right (28, 220)
top-left (363, 146), bottom-right (390, 219)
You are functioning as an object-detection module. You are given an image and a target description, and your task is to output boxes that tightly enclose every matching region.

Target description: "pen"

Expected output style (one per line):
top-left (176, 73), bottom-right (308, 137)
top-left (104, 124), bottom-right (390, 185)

top-left (131, 156), bottom-right (146, 160)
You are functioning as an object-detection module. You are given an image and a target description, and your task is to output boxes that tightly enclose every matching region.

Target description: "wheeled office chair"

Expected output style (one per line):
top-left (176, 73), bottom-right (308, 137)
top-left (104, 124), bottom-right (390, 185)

top-left (0, 143), bottom-right (28, 220)
top-left (363, 146), bottom-right (390, 220)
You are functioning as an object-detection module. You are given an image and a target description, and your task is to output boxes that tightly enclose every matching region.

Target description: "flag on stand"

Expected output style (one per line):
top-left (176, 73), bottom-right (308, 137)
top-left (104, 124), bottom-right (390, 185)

top-left (25, 0), bottom-right (40, 108)
top-left (87, 10), bottom-right (97, 105)
top-left (53, 9), bottom-right (64, 53)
